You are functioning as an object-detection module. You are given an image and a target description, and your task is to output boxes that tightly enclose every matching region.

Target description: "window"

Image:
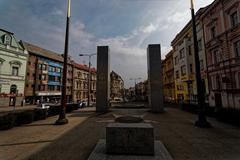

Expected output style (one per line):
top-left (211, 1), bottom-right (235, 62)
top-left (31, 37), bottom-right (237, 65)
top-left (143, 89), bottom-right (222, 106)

top-left (239, 73), bottom-right (240, 88)
top-left (56, 67), bottom-right (61, 72)
top-left (180, 49), bottom-right (185, 59)
top-left (38, 75), bottom-right (46, 80)
top-left (176, 70), bottom-right (179, 79)
top-left (181, 65), bottom-right (186, 76)
top-left (42, 75), bottom-right (46, 80)
top-left (12, 67), bottom-right (19, 76)
top-left (174, 56), bottom-right (179, 65)
top-left (38, 85), bottom-right (45, 91)
top-left (42, 64), bottom-right (47, 70)
top-left (56, 76), bottom-right (61, 82)
top-left (26, 84), bottom-right (29, 87)
top-left (49, 75), bottom-right (55, 81)
top-left (57, 86), bottom-right (61, 91)
top-left (198, 39), bottom-right (202, 51)
top-left (216, 75), bottom-right (221, 90)
top-left (190, 64), bottom-right (193, 73)
top-left (3, 34), bottom-right (11, 45)
top-left (213, 50), bottom-right (220, 64)
top-left (10, 85), bottom-right (17, 94)
top-left (49, 66), bottom-right (55, 72)
top-left (188, 46), bottom-right (192, 55)
top-left (48, 85), bottom-right (55, 91)
top-left (211, 26), bottom-right (216, 38)
top-left (231, 11), bottom-right (238, 27)
top-left (234, 40), bottom-right (240, 57)
top-left (200, 60), bottom-right (204, 70)
top-left (38, 64), bottom-right (42, 69)
top-left (0, 84), bottom-right (2, 93)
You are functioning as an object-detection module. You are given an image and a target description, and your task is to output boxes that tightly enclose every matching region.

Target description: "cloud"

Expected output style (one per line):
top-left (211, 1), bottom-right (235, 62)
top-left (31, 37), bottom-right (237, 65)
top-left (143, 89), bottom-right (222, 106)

top-left (52, 9), bottom-right (64, 16)
top-left (0, 0), bottom-right (215, 88)
top-left (142, 23), bottom-right (157, 34)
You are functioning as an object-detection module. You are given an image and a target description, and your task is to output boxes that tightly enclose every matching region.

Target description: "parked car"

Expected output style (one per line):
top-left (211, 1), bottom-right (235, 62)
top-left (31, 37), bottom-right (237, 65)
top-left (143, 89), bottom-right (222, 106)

top-left (37, 103), bottom-right (50, 109)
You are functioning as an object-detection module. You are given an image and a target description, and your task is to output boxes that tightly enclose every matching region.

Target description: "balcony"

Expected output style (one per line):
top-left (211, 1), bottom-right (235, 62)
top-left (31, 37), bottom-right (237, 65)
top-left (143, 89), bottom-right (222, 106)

top-left (48, 71), bottom-right (61, 77)
top-left (48, 81), bottom-right (61, 86)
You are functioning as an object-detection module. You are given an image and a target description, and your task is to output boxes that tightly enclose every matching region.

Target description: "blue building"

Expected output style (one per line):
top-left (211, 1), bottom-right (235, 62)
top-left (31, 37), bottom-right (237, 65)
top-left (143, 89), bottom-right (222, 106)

top-left (22, 42), bottom-right (66, 104)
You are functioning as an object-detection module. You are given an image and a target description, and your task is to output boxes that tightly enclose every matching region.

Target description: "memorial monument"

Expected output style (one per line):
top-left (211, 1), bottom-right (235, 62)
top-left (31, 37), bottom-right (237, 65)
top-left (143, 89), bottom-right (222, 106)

top-left (96, 46), bottom-right (110, 112)
top-left (147, 44), bottom-right (164, 113)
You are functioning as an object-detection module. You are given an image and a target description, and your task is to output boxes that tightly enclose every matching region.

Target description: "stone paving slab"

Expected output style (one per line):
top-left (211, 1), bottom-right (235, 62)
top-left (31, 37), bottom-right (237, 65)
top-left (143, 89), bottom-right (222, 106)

top-left (88, 139), bottom-right (173, 160)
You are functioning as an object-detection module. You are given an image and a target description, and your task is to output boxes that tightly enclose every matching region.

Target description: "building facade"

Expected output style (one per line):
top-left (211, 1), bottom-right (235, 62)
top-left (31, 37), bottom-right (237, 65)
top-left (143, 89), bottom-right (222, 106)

top-left (110, 71), bottom-right (124, 101)
top-left (73, 63), bottom-right (96, 103)
top-left (22, 42), bottom-right (74, 104)
top-left (162, 50), bottom-right (176, 103)
top-left (135, 80), bottom-right (148, 101)
top-left (0, 29), bottom-right (28, 106)
top-left (171, 7), bottom-right (209, 104)
top-left (201, 0), bottom-right (240, 109)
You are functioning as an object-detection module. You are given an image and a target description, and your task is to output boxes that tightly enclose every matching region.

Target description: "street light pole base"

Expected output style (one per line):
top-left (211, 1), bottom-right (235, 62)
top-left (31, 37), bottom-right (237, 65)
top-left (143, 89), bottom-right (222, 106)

top-left (55, 118), bottom-right (69, 125)
top-left (195, 119), bottom-right (211, 128)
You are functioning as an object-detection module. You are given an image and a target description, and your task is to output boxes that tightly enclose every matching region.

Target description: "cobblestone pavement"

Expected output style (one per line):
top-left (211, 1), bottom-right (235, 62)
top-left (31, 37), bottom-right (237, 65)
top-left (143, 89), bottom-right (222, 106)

top-left (1, 105), bottom-right (240, 160)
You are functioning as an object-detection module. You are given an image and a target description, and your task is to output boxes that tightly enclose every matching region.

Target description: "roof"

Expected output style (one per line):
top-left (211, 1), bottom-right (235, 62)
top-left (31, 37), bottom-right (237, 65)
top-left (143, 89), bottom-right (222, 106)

top-left (111, 71), bottom-right (123, 81)
top-left (21, 41), bottom-right (63, 62)
top-left (73, 62), bottom-right (96, 72)
top-left (0, 28), bottom-right (13, 35)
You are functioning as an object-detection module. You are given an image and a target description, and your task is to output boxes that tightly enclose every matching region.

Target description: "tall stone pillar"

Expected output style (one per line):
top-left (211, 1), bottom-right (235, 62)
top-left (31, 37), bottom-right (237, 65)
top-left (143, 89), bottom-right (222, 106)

top-left (147, 44), bottom-right (164, 113)
top-left (96, 46), bottom-right (110, 112)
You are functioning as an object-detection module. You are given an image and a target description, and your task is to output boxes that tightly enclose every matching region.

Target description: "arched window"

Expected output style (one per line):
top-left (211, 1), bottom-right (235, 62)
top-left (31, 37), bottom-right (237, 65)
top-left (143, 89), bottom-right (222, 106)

top-left (10, 85), bottom-right (17, 94)
top-left (216, 75), bottom-right (221, 90)
top-left (3, 34), bottom-right (12, 45)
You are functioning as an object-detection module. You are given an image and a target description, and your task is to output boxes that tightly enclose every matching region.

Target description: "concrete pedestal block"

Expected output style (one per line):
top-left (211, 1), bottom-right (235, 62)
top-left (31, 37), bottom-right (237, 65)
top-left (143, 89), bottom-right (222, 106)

top-left (106, 123), bottom-right (154, 155)
top-left (147, 44), bottom-right (164, 113)
top-left (96, 46), bottom-right (110, 112)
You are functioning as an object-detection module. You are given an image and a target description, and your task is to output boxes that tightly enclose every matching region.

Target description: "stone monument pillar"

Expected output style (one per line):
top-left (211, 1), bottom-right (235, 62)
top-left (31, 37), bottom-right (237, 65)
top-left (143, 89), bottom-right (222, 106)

top-left (147, 44), bottom-right (164, 113)
top-left (96, 46), bottom-right (110, 112)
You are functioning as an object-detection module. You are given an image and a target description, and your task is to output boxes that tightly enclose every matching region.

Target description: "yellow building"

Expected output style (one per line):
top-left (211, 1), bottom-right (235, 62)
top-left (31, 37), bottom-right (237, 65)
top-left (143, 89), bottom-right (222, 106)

top-left (162, 50), bottom-right (176, 103)
top-left (171, 7), bottom-right (208, 104)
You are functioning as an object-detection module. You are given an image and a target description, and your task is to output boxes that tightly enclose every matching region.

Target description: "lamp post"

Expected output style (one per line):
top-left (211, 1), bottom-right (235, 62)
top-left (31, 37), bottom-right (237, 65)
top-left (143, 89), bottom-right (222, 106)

top-left (190, 0), bottom-right (211, 128)
top-left (55, 0), bottom-right (71, 125)
top-left (79, 53), bottom-right (96, 107)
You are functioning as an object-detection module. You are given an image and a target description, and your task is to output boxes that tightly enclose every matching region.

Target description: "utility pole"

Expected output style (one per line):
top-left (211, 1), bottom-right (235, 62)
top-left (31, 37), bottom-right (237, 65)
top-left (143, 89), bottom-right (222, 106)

top-left (190, 0), bottom-right (211, 128)
top-left (55, 0), bottom-right (71, 125)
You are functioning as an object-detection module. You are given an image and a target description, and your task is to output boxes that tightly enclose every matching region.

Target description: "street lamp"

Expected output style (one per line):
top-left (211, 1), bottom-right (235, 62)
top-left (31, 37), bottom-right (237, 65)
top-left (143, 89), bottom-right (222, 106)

top-left (55, 0), bottom-right (71, 125)
top-left (190, 0), bottom-right (211, 128)
top-left (79, 53), bottom-right (96, 107)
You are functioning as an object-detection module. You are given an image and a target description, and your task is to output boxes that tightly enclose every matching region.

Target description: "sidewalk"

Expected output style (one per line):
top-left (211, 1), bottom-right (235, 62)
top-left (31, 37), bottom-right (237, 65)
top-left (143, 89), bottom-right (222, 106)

top-left (0, 107), bottom-right (96, 160)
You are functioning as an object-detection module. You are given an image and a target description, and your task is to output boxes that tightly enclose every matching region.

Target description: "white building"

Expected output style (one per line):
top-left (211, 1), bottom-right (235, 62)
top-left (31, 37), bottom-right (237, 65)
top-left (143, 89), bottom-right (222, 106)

top-left (0, 28), bottom-right (28, 106)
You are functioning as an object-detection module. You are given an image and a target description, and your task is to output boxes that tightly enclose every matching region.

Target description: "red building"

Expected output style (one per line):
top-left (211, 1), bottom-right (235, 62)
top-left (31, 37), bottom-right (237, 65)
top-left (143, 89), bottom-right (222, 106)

top-left (201, 0), bottom-right (240, 109)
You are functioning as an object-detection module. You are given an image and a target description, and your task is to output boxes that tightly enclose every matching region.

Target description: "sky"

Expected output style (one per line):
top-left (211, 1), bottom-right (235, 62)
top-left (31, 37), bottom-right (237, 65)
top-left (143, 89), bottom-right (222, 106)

top-left (0, 0), bottom-right (214, 88)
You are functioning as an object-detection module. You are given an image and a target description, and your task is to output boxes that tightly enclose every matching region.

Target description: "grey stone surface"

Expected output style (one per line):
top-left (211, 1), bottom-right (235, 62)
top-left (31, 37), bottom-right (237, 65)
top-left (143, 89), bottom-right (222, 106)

top-left (96, 46), bottom-right (110, 112)
top-left (106, 123), bottom-right (154, 155)
top-left (147, 44), bottom-right (164, 113)
top-left (88, 139), bottom-right (173, 160)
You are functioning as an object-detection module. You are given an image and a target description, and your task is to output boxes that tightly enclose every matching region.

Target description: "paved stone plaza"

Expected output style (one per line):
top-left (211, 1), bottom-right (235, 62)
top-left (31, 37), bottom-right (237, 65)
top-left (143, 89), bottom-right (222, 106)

top-left (0, 104), bottom-right (240, 160)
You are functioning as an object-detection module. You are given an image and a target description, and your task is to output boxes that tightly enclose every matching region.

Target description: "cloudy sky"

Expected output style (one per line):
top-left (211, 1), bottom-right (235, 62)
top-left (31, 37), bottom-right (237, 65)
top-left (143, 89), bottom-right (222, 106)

top-left (0, 0), bottom-right (214, 87)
